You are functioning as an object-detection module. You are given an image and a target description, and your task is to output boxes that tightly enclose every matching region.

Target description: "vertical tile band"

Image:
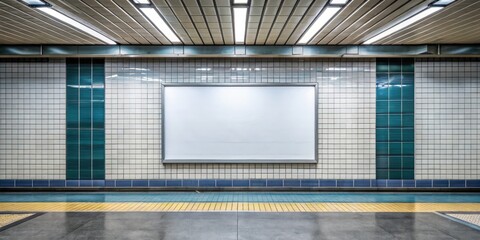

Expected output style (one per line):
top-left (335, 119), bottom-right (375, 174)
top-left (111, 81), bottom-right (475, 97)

top-left (376, 58), bottom-right (415, 179)
top-left (66, 58), bottom-right (105, 180)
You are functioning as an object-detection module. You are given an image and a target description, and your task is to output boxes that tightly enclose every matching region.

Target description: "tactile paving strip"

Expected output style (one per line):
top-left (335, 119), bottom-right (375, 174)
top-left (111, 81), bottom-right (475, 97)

top-left (0, 202), bottom-right (480, 212)
top-left (446, 214), bottom-right (480, 227)
top-left (0, 214), bottom-right (34, 229)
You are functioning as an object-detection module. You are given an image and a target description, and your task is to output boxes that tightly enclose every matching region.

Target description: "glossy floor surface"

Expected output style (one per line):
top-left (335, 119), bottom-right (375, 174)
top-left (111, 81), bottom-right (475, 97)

top-left (0, 212), bottom-right (479, 240)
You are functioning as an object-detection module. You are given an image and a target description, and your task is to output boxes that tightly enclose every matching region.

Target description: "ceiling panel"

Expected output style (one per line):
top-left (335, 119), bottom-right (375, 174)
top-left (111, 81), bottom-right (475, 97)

top-left (378, 0), bottom-right (480, 44)
top-left (0, 0), bottom-right (479, 45)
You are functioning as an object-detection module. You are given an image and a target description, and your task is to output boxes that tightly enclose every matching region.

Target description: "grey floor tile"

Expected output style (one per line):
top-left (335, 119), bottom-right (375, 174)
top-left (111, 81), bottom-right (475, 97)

top-left (0, 212), bottom-right (479, 240)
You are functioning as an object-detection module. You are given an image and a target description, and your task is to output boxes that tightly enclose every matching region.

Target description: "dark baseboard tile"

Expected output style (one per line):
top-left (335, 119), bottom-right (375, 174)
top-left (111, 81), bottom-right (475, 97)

top-left (0, 179), bottom-right (479, 189)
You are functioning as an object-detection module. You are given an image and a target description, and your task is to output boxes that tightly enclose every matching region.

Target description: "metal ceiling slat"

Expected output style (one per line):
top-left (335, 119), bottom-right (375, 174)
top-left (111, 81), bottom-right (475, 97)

top-left (436, 7), bottom-right (480, 43)
top-left (284, 0), bottom-right (328, 45)
top-left (169, 0), bottom-right (184, 7)
top-left (389, 13), bottom-right (480, 44)
top-left (0, 20), bottom-right (67, 44)
top-left (49, 0), bottom-right (126, 42)
top-left (0, 1), bottom-right (101, 44)
top-left (215, 0), bottom-right (230, 7)
top-left (380, 0), bottom-right (480, 44)
top-left (212, 0), bottom-right (229, 45)
top-left (84, 0), bottom-right (147, 44)
top-left (0, 10), bottom-right (80, 44)
top-left (97, 0), bottom-right (161, 44)
top-left (0, 0), bottom-right (479, 45)
top-left (421, 21), bottom-right (480, 44)
top-left (220, 21), bottom-right (233, 44)
top-left (0, 1), bottom-right (97, 44)
top-left (255, 0), bottom-right (282, 44)
top-left (329, 0), bottom-right (392, 45)
top-left (446, 29), bottom-right (480, 44)
top-left (167, 0), bottom-right (204, 44)
top-left (248, 0), bottom-right (267, 45)
top-left (170, 6), bottom-right (189, 15)
top-left (216, 6), bottom-right (231, 15)
top-left (183, 0), bottom-right (198, 7)
top-left (202, 6), bottom-right (216, 16)
top-left (0, 28), bottom-right (29, 43)
top-left (114, 0), bottom-right (172, 44)
top-left (196, 0), bottom-right (220, 44)
top-left (264, 0), bottom-right (286, 45)
top-left (153, 0), bottom-right (194, 44)
top-left (183, 0), bottom-right (213, 44)
top-left (0, 27), bottom-right (42, 43)
top-left (274, 12), bottom-right (307, 44)
top-left (336, 0), bottom-right (413, 45)
top-left (309, 0), bottom-right (366, 45)
top-left (155, 0), bottom-right (169, 7)
top-left (272, 0), bottom-right (301, 45)
top-left (345, 0), bottom-right (428, 45)
top-left (317, 0), bottom-right (383, 45)
top-left (0, 33), bottom-right (19, 44)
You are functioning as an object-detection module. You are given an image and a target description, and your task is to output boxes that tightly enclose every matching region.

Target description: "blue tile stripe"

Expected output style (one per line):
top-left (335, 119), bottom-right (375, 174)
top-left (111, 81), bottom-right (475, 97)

top-left (0, 179), bottom-right (479, 188)
top-left (66, 58), bottom-right (105, 181)
top-left (376, 58), bottom-right (415, 180)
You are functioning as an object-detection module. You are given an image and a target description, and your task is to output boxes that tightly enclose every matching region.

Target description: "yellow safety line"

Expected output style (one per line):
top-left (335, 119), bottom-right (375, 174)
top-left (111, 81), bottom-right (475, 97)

top-left (1, 202), bottom-right (480, 213)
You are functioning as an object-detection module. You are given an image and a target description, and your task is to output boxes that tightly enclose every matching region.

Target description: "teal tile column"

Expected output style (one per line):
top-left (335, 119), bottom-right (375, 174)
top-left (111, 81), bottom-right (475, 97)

top-left (66, 58), bottom-right (105, 180)
top-left (376, 58), bottom-right (414, 179)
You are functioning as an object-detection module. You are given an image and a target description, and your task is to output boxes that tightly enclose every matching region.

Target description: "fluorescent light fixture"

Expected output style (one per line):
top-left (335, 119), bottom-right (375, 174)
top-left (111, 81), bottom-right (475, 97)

top-left (363, 6), bottom-right (443, 44)
top-left (233, 0), bottom-right (249, 4)
top-left (132, 0), bottom-right (150, 4)
top-left (432, 0), bottom-right (455, 6)
top-left (37, 7), bottom-right (116, 45)
top-left (298, 7), bottom-right (341, 44)
top-left (20, 0), bottom-right (49, 6)
top-left (139, 7), bottom-right (181, 43)
top-left (330, 0), bottom-right (348, 5)
top-left (233, 7), bottom-right (248, 43)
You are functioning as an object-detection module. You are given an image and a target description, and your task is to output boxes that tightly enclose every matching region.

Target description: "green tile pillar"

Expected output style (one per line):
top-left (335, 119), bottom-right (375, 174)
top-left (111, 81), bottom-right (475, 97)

top-left (376, 58), bottom-right (414, 179)
top-left (66, 58), bottom-right (105, 180)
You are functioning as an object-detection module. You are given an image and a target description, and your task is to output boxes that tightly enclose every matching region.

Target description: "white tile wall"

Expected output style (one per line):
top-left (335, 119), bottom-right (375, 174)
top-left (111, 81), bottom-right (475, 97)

top-left (1, 57), bottom-right (478, 181)
top-left (105, 58), bottom-right (376, 179)
top-left (0, 59), bottom-right (66, 179)
top-left (415, 58), bottom-right (480, 179)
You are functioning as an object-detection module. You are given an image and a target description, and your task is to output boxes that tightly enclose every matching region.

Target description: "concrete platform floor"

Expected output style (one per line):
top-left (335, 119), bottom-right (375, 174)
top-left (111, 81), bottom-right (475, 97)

top-left (0, 212), bottom-right (479, 240)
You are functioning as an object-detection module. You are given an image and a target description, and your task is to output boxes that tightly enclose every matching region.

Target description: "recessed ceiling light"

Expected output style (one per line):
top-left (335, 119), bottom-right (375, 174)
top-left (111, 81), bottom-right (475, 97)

top-left (20, 0), bottom-right (49, 7)
top-left (432, 0), bottom-right (455, 6)
top-left (363, 6), bottom-right (443, 45)
top-left (298, 7), bottom-right (341, 44)
top-left (132, 0), bottom-right (150, 4)
top-left (330, 0), bottom-right (348, 5)
top-left (233, 7), bottom-right (248, 43)
top-left (37, 7), bottom-right (116, 45)
top-left (233, 0), bottom-right (249, 4)
top-left (139, 7), bottom-right (181, 43)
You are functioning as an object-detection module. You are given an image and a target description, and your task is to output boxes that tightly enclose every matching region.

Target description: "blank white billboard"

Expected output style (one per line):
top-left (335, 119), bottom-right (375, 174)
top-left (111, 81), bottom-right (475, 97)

top-left (163, 85), bottom-right (316, 163)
